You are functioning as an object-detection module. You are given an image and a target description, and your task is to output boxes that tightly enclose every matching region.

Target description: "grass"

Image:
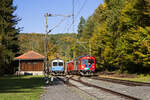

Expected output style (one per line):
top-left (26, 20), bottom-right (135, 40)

top-left (99, 73), bottom-right (150, 83)
top-left (124, 74), bottom-right (150, 83)
top-left (0, 75), bottom-right (45, 100)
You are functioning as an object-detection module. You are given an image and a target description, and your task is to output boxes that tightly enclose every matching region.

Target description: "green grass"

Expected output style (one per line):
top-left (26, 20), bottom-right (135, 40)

top-left (0, 75), bottom-right (45, 100)
top-left (99, 73), bottom-right (150, 83)
top-left (124, 74), bottom-right (150, 83)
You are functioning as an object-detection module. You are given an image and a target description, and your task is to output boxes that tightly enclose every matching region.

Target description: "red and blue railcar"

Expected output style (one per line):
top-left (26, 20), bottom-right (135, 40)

top-left (67, 55), bottom-right (95, 75)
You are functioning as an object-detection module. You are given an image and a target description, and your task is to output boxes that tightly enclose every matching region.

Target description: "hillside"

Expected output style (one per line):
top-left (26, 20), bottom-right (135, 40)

top-left (19, 33), bottom-right (77, 61)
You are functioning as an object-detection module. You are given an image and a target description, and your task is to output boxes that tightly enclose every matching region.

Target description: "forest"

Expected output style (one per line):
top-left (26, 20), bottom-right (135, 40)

top-left (0, 0), bottom-right (150, 75)
top-left (0, 0), bottom-right (20, 75)
top-left (81, 0), bottom-right (150, 73)
top-left (18, 33), bottom-right (77, 61)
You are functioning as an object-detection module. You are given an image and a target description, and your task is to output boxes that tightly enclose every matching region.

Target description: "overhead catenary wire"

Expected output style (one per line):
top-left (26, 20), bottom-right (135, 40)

top-left (61, 19), bottom-right (71, 33)
top-left (60, 0), bottom-right (75, 33)
top-left (75, 0), bottom-right (87, 20)
top-left (72, 0), bottom-right (75, 33)
top-left (67, 0), bottom-right (88, 33)
top-left (58, 0), bottom-right (88, 34)
top-left (75, 0), bottom-right (81, 9)
top-left (48, 16), bottom-right (71, 33)
top-left (44, 13), bottom-right (72, 76)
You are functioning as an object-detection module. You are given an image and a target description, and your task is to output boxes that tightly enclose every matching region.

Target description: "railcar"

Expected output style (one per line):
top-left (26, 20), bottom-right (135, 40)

top-left (51, 59), bottom-right (64, 75)
top-left (67, 55), bottom-right (95, 75)
top-left (67, 61), bottom-right (74, 74)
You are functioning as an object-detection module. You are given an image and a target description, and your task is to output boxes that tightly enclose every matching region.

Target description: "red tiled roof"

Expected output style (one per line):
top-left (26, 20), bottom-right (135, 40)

top-left (15, 51), bottom-right (45, 60)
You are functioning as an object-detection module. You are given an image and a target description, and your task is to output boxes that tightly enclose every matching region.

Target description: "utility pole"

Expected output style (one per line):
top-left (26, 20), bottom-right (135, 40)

top-left (44, 13), bottom-right (49, 76)
top-left (44, 13), bottom-right (72, 76)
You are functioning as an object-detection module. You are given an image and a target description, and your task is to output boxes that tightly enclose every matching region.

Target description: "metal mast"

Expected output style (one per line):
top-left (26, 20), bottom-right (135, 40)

top-left (44, 13), bottom-right (49, 75)
top-left (44, 13), bottom-right (72, 76)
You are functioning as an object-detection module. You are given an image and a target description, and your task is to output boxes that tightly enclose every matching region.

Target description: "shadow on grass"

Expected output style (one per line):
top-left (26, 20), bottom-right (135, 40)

top-left (0, 90), bottom-right (31, 93)
top-left (0, 76), bottom-right (45, 93)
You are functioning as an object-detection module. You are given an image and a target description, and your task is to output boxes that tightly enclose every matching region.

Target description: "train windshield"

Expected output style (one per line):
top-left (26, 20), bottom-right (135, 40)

top-left (59, 62), bottom-right (63, 66)
top-left (53, 62), bottom-right (57, 66)
top-left (82, 59), bottom-right (88, 68)
top-left (88, 59), bottom-right (94, 65)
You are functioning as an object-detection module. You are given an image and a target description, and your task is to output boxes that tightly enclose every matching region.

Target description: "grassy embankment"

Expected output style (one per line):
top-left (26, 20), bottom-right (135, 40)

top-left (99, 73), bottom-right (150, 83)
top-left (0, 75), bottom-right (45, 100)
top-left (124, 74), bottom-right (150, 83)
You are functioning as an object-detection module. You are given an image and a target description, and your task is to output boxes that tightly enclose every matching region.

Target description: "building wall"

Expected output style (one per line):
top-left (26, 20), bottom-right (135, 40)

top-left (20, 60), bottom-right (44, 71)
top-left (18, 71), bottom-right (44, 75)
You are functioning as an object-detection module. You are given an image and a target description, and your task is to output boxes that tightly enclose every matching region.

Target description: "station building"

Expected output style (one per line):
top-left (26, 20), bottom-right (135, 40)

top-left (15, 50), bottom-right (45, 75)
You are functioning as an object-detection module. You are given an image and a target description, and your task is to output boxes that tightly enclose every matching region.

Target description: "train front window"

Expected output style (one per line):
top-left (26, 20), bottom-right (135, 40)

top-left (59, 62), bottom-right (63, 66)
top-left (53, 62), bottom-right (57, 66)
top-left (82, 59), bottom-right (88, 68)
top-left (88, 59), bottom-right (94, 65)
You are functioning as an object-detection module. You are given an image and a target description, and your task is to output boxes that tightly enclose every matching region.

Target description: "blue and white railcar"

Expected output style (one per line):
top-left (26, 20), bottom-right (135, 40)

top-left (51, 59), bottom-right (64, 74)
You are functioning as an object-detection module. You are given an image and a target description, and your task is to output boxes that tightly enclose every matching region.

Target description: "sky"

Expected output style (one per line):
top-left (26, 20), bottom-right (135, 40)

top-left (13, 0), bottom-right (103, 34)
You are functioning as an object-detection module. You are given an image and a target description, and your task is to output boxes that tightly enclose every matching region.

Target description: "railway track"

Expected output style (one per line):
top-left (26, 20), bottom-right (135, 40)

top-left (73, 77), bottom-right (141, 100)
top-left (57, 76), bottom-right (102, 100)
top-left (91, 77), bottom-right (150, 86)
top-left (58, 76), bottom-right (141, 100)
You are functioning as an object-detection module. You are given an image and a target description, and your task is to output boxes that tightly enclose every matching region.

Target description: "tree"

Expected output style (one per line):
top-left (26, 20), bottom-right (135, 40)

top-left (81, 16), bottom-right (95, 41)
top-left (0, 35), bottom-right (7, 75)
top-left (77, 16), bottom-right (85, 39)
top-left (0, 0), bottom-right (20, 75)
top-left (118, 0), bottom-right (150, 73)
top-left (90, 0), bottom-right (126, 71)
top-left (19, 33), bottom-right (44, 55)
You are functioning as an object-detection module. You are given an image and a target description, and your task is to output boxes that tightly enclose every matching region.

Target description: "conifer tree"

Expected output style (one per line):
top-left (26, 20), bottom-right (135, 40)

top-left (77, 16), bottom-right (85, 39)
top-left (81, 16), bottom-right (95, 41)
top-left (0, 0), bottom-right (20, 75)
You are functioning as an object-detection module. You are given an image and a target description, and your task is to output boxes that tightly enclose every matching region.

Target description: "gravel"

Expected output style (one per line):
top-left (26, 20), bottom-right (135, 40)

top-left (41, 76), bottom-right (150, 100)
top-left (40, 78), bottom-right (95, 100)
top-left (81, 77), bottom-right (150, 100)
top-left (69, 79), bottom-right (126, 100)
